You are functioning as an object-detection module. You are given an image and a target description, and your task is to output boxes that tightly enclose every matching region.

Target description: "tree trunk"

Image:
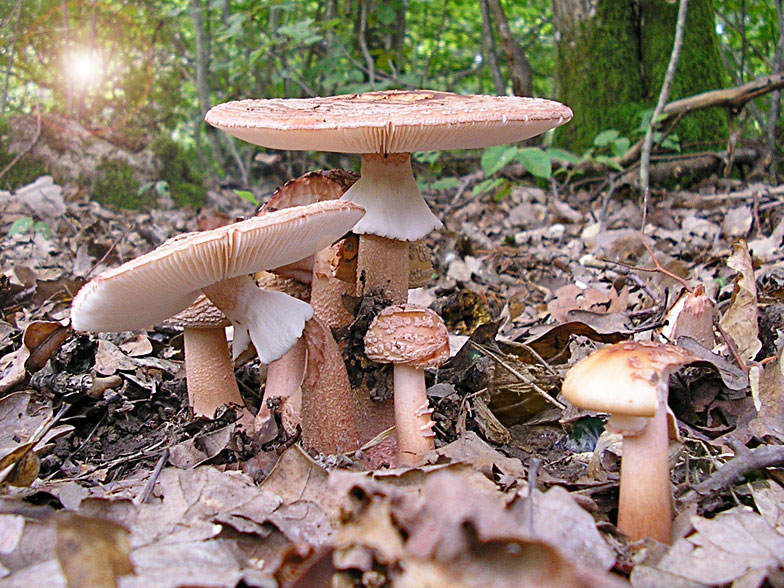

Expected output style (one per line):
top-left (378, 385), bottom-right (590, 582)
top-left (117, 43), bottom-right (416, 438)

top-left (767, 0), bottom-right (783, 179)
top-left (486, 0), bottom-right (533, 97)
top-left (639, 0), bottom-right (728, 148)
top-left (189, 0), bottom-right (223, 172)
top-left (479, 0), bottom-right (506, 94)
top-left (553, 0), bottom-right (730, 153)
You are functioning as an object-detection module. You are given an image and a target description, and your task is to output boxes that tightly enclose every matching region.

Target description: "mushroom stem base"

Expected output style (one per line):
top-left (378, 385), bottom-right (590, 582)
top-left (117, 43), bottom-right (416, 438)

top-left (617, 403), bottom-right (672, 543)
top-left (183, 327), bottom-right (244, 419)
top-left (393, 364), bottom-right (435, 467)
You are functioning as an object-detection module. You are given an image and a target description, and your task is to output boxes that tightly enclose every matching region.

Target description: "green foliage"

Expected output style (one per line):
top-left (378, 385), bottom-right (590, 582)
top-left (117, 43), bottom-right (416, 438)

top-left (150, 136), bottom-right (206, 208)
top-left (92, 158), bottom-right (143, 210)
top-left (7, 217), bottom-right (51, 239)
top-left (0, 118), bottom-right (50, 192)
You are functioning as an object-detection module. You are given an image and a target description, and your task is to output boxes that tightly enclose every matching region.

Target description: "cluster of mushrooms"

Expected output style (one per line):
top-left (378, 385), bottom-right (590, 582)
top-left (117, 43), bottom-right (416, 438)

top-left (66, 91), bottom-right (710, 545)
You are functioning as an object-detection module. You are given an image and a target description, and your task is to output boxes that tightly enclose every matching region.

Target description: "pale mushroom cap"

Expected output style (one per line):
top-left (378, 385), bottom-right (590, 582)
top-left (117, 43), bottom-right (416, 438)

top-left (206, 90), bottom-right (573, 154)
top-left (164, 294), bottom-right (230, 329)
top-left (71, 200), bottom-right (365, 333)
top-left (561, 341), bottom-right (699, 417)
top-left (364, 304), bottom-right (450, 369)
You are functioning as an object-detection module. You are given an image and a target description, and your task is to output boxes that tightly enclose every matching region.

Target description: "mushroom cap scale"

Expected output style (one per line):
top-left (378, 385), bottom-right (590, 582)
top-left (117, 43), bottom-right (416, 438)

top-left (71, 200), bottom-right (365, 333)
top-left (164, 294), bottom-right (230, 329)
top-left (206, 91), bottom-right (573, 154)
top-left (561, 341), bottom-right (699, 417)
top-left (364, 304), bottom-right (450, 369)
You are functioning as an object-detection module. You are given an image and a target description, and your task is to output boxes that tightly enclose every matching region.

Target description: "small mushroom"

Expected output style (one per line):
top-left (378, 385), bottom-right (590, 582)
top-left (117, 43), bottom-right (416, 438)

top-left (561, 340), bottom-right (699, 543)
top-left (164, 295), bottom-right (249, 422)
top-left (364, 304), bottom-right (449, 466)
top-left (206, 91), bottom-right (572, 305)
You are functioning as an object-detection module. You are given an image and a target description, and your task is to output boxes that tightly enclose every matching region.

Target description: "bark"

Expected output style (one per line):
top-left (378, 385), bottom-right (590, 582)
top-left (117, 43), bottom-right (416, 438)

top-left (61, 0), bottom-right (73, 117)
top-left (479, 0), bottom-right (505, 94)
top-left (1, 0), bottom-right (24, 116)
top-left (486, 0), bottom-right (533, 97)
top-left (189, 0), bottom-right (223, 170)
top-left (767, 0), bottom-right (783, 179)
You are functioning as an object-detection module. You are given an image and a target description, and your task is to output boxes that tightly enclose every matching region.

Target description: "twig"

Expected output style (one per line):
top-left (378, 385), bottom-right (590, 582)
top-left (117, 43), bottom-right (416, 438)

top-left (85, 223), bottom-right (136, 278)
top-left (678, 442), bottom-right (784, 504)
top-left (640, 0), bottom-right (689, 195)
top-left (134, 448), bottom-right (169, 505)
top-left (468, 341), bottom-right (566, 410)
top-left (526, 457), bottom-right (540, 535)
top-left (0, 101), bottom-right (41, 182)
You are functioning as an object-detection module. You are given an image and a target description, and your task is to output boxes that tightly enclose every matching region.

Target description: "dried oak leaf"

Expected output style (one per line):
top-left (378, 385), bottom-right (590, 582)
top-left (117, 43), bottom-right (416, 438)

top-left (719, 241), bottom-right (762, 363)
top-left (631, 506), bottom-right (784, 587)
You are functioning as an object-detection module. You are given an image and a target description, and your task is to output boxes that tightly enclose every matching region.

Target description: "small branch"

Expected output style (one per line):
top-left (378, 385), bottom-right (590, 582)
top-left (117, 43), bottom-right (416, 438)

top-left (678, 443), bottom-right (784, 504)
top-left (640, 0), bottom-right (689, 195)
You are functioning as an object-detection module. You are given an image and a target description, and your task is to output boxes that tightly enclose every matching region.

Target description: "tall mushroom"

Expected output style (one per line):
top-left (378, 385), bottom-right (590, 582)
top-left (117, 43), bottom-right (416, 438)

top-left (560, 340), bottom-right (699, 543)
top-left (206, 91), bottom-right (572, 305)
top-left (71, 200), bottom-right (365, 426)
top-left (364, 304), bottom-right (449, 466)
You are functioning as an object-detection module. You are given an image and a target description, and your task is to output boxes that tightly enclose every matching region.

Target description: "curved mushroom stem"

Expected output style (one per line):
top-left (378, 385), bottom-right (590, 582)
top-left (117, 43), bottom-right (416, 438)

top-left (183, 326), bottom-right (247, 422)
top-left (255, 337), bottom-right (306, 434)
top-left (393, 364), bottom-right (435, 467)
top-left (616, 403), bottom-right (672, 543)
top-left (300, 318), bottom-right (362, 454)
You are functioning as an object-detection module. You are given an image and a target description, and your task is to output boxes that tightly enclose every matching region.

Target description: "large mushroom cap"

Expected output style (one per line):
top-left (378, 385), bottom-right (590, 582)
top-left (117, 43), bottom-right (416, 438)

top-left (561, 341), bottom-right (699, 417)
top-left (364, 304), bottom-right (450, 369)
top-left (206, 90), bottom-right (573, 154)
top-left (71, 200), bottom-right (365, 333)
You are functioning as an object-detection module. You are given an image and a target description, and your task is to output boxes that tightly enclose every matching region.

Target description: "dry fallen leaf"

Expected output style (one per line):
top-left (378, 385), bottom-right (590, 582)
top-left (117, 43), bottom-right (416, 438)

top-left (719, 241), bottom-right (762, 362)
top-left (631, 506), bottom-right (784, 587)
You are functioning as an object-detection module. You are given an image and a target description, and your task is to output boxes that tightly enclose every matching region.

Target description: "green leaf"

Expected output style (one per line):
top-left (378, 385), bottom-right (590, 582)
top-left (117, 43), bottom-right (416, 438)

top-left (429, 177), bottom-right (460, 191)
top-left (137, 181), bottom-right (153, 196)
top-left (612, 137), bottom-right (631, 158)
top-left (593, 155), bottom-right (624, 172)
top-left (472, 177), bottom-right (505, 197)
top-left (32, 221), bottom-right (51, 239)
top-left (233, 189), bottom-right (258, 205)
top-left (155, 180), bottom-right (170, 197)
top-left (413, 151), bottom-right (441, 165)
top-left (8, 217), bottom-right (33, 237)
top-left (545, 148), bottom-right (581, 165)
top-left (518, 148), bottom-right (552, 179)
top-left (594, 129), bottom-right (620, 147)
top-left (481, 145), bottom-right (518, 177)
top-left (491, 181), bottom-right (512, 202)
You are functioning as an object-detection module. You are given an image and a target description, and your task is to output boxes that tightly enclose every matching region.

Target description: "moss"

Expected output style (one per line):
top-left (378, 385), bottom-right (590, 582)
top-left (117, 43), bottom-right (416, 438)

top-left (0, 117), bottom-right (51, 192)
top-left (554, 1), bottom-right (646, 151)
top-left (92, 158), bottom-right (143, 209)
top-left (150, 136), bottom-right (207, 207)
top-left (640, 0), bottom-right (728, 148)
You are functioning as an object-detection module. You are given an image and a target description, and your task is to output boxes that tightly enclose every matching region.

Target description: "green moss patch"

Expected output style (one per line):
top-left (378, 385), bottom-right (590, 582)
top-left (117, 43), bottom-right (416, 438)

top-left (92, 158), bottom-right (143, 209)
top-left (0, 117), bottom-right (51, 192)
top-left (150, 136), bottom-right (206, 208)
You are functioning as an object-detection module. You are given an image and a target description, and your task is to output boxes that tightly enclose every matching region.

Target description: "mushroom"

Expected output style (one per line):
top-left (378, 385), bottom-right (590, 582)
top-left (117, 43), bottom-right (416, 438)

top-left (163, 294), bottom-right (251, 423)
top-left (206, 91), bottom-right (572, 305)
top-left (71, 200), bottom-right (365, 424)
top-left (560, 340), bottom-right (699, 543)
top-left (364, 304), bottom-right (449, 466)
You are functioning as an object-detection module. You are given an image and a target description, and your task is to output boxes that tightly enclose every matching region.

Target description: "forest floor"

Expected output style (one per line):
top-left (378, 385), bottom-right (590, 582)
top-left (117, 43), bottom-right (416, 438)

top-left (1, 166), bottom-right (784, 587)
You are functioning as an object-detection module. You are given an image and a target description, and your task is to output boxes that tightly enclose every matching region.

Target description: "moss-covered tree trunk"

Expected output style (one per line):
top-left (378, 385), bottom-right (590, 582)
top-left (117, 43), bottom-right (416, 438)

top-left (553, 0), bottom-right (728, 152)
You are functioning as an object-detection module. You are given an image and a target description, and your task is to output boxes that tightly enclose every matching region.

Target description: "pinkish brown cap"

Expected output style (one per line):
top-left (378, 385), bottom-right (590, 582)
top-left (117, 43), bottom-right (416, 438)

top-left (164, 294), bottom-right (230, 329)
top-left (364, 304), bottom-right (449, 369)
top-left (561, 341), bottom-right (699, 417)
top-left (206, 91), bottom-right (573, 154)
top-left (71, 200), bottom-right (365, 333)
top-left (261, 169), bottom-right (359, 213)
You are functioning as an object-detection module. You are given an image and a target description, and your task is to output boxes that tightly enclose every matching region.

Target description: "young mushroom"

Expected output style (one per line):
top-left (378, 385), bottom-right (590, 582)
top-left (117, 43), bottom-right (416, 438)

top-left (206, 91), bottom-right (572, 305)
top-left (364, 304), bottom-right (449, 467)
top-left (71, 201), bottom-right (365, 427)
top-left (561, 340), bottom-right (699, 543)
top-left (164, 294), bottom-right (251, 424)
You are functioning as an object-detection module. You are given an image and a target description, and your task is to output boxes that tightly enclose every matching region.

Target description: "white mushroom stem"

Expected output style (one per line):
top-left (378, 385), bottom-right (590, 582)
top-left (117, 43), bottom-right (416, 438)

top-left (610, 404), bottom-right (673, 544)
top-left (255, 337), bottom-right (306, 433)
top-left (202, 274), bottom-right (313, 363)
top-left (183, 326), bottom-right (244, 419)
top-left (393, 364), bottom-right (436, 467)
top-left (342, 152), bottom-right (441, 303)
